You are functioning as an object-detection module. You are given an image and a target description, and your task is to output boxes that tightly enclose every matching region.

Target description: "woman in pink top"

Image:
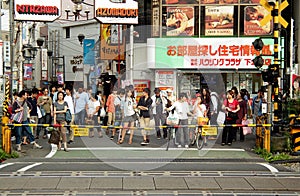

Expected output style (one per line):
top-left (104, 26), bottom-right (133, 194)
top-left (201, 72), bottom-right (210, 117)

top-left (106, 89), bottom-right (117, 135)
top-left (221, 90), bottom-right (240, 146)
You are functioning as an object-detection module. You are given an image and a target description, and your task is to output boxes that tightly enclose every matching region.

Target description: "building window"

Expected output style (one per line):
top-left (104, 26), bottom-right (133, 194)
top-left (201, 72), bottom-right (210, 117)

top-left (66, 27), bottom-right (70, 39)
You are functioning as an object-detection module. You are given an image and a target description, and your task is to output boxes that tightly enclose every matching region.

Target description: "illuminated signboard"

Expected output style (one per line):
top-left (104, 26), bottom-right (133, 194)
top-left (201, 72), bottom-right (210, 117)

top-left (14, 0), bottom-right (61, 22)
top-left (94, 0), bottom-right (138, 24)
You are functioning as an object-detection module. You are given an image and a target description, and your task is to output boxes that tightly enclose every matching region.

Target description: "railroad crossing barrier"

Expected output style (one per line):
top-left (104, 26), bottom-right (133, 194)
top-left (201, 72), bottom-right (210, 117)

top-left (289, 115), bottom-right (300, 153)
top-left (1, 76), bottom-right (10, 154)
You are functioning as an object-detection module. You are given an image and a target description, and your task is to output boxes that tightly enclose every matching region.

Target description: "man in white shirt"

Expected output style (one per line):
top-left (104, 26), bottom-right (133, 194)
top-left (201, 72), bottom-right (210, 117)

top-left (64, 87), bottom-right (75, 144)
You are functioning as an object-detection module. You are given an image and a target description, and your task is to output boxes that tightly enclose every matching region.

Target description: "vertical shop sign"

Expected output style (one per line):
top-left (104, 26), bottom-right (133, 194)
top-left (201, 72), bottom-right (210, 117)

top-left (100, 24), bottom-right (125, 60)
top-left (244, 6), bottom-right (272, 36)
top-left (41, 49), bottom-right (48, 71)
top-left (166, 7), bottom-right (194, 36)
top-left (152, 0), bottom-right (160, 37)
top-left (205, 6), bottom-right (234, 36)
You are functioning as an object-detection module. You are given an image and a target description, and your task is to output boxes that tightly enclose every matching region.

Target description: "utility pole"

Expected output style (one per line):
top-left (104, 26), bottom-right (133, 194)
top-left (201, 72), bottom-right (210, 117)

top-left (272, 0), bottom-right (280, 134)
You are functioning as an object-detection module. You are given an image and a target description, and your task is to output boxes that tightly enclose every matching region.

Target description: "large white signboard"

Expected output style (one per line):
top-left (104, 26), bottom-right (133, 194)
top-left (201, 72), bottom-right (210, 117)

top-left (94, 0), bottom-right (138, 24)
top-left (147, 38), bottom-right (274, 70)
top-left (14, 0), bottom-right (61, 22)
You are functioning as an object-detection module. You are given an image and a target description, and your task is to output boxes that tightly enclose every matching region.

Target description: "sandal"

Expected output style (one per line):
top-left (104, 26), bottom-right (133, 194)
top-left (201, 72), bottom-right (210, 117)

top-left (117, 140), bottom-right (124, 144)
top-left (128, 140), bottom-right (132, 145)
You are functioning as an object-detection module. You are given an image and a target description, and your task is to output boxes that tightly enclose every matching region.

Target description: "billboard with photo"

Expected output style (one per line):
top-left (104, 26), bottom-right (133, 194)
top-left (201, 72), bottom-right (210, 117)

top-left (244, 6), bottom-right (272, 35)
top-left (205, 6), bottom-right (234, 36)
top-left (166, 7), bottom-right (194, 36)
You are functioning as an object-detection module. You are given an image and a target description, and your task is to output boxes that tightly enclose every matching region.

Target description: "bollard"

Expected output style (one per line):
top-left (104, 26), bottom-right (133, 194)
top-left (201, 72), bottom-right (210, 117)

top-left (2, 116), bottom-right (11, 154)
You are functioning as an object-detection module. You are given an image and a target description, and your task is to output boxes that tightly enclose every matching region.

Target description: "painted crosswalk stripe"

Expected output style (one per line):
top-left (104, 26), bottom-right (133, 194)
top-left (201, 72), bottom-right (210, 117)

top-left (17, 163), bottom-right (42, 172)
top-left (257, 163), bottom-right (279, 173)
top-left (0, 163), bottom-right (14, 169)
top-left (65, 147), bottom-right (245, 151)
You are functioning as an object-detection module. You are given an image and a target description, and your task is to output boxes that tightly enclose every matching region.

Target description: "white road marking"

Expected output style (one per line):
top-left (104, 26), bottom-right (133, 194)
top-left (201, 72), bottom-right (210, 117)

top-left (0, 163), bottom-right (14, 169)
top-left (45, 144), bottom-right (58, 158)
top-left (65, 147), bottom-right (245, 151)
top-left (17, 163), bottom-right (42, 172)
top-left (257, 163), bottom-right (279, 173)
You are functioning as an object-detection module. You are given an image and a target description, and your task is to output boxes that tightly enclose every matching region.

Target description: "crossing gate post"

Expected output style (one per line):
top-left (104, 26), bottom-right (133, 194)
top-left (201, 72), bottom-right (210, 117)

top-left (1, 76), bottom-right (11, 154)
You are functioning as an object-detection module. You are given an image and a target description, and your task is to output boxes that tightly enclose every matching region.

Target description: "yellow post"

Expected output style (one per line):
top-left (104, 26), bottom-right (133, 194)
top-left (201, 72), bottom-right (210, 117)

top-left (264, 128), bottom-right (271, 153)
top-left (1, 76), bottom-right (11, 154)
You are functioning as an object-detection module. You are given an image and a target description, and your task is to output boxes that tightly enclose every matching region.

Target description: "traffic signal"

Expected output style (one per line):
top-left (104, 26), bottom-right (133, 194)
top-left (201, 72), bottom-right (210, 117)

top-left (252, 38), bottom-right (265, 69)
top-left (261, 64), bottom-right (280, 83)
top-left (252, 38), bottom-right (264, 51)
top-left (252, 55), bottom-right (264, 69)
top-left (261, 68), bottom-right (273, 83)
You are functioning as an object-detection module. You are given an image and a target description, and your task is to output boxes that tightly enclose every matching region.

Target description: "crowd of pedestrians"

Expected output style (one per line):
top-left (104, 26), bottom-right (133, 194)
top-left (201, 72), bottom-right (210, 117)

top-left (9, 83), bottom-right (265, 151)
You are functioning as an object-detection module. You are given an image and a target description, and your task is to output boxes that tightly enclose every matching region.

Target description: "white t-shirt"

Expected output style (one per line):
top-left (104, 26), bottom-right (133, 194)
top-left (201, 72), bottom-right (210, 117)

top-left (87, 100), bottom-right (100, 116)
top-left (195, 104), bottom-right (206, 118)
top-left (64, 95), bottom-right (74, 115)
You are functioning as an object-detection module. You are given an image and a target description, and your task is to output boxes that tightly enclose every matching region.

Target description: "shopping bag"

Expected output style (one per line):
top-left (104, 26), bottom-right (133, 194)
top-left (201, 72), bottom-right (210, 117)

top-left (242, 119), bottom-right (252, 135)
top-left (11, 111), bottom-right (23, 123)
top-left (166, 111), bottom-right (179, 125)
top-left (100, 108), bottom-right (106, 117)
top-left (217, 111), bottom-right (226, 125)
top-left (48, 130), bottom-right (60, 145)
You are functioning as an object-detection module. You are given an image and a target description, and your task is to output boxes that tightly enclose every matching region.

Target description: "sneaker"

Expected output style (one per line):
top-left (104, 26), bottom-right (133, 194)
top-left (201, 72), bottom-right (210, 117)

top-left (67, 140), bottom-right (74, 144)
top-left (184, 145), bottom-right (189, 148)
top-left (16, 144), bottom-right (21, 152)
top-left (141, 140), bottom-right (149, 145)
top-left (33, 143), bottom-right (43, 149)
top-left (177, 145), bottom-right (182, 148)
top-left (110, 136), bottom-right (114, 140)
top-left (157, 137), bottom-right (161, 140)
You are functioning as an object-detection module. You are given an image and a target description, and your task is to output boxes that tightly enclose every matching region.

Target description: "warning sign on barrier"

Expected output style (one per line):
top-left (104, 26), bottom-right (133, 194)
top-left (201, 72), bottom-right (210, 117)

top-left (202, 127), bottom-right (218, 136)
top-left (74, 128), bottom-right (89, 136)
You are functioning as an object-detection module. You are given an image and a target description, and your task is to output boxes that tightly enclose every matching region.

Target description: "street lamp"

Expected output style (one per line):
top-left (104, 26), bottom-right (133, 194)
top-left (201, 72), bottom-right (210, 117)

top-left (65, 0), bottom-right (91, 21)
top-left (78, 34), bottom-right (85, 45)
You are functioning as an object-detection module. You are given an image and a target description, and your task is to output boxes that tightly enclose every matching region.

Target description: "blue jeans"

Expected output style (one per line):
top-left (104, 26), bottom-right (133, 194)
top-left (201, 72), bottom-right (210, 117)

top-left (75, 109), bottom-right (86, 125)
top-left (15, 120), bottom-right (35, 145)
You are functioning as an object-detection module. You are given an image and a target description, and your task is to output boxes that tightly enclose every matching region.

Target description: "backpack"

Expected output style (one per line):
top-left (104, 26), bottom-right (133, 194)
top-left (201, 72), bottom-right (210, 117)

top-left (210, 92), bottom-right (222, 115)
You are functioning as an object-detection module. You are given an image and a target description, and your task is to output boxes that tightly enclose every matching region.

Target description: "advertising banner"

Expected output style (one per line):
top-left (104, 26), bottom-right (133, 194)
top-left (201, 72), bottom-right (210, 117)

top-left (163, 0), bottom-right (198, 4)
top-left (100, 24), bottom-right (125, 60)
top-left (166, 7), bottom-right (194, 36)
top-left (95, 0), bottom-right (138, 24)
top-left (23, 63), bottom-right (32, 80)
top-left (205, 6), bottom-right (234, 36)
top-left (83, 39), bottom-right (95, 65)
top-left (133, 80), bottom-right (150, 102)
top-left (244, 6), bottom-right (272, 35)
top-left (14, 0), bottom-right (61, 21)
top-left (147, 38), bottom-right (274, 69)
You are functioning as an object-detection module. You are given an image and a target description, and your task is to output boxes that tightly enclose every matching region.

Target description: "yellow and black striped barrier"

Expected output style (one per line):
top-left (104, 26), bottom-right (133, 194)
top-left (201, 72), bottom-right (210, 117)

top-left (2, 76), bottom-right (11, 154)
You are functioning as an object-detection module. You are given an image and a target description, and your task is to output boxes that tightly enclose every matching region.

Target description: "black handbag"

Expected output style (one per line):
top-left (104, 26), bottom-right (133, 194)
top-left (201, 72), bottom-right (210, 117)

top-left (226, 99), bottom-right (238, 120)
top-left (227, 111), bottom-right (238, 120)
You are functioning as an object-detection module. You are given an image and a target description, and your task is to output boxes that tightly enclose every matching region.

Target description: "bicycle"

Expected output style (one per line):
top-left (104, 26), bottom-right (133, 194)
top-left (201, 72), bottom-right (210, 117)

top-left (190, 117), bottom-right (208, 150)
